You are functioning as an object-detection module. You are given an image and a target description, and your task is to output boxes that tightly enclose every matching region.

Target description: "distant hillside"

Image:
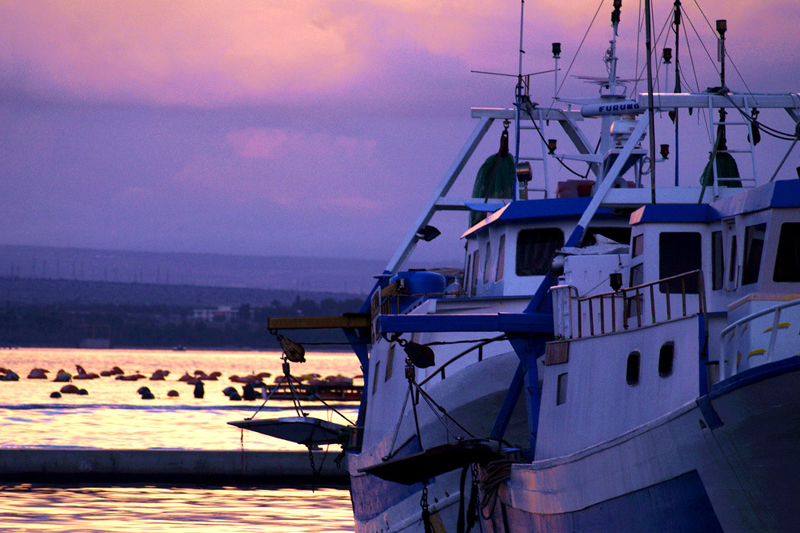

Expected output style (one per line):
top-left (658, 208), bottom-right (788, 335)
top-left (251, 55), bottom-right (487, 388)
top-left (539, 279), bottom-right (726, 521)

top-left (0, 245), bottom-right (387, 294)
top-left (0, 277), bottom-right (362, 307)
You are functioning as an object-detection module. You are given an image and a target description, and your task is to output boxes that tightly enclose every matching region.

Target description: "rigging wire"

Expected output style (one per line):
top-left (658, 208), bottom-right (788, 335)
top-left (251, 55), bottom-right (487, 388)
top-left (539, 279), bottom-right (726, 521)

top-left (550, 0), bottom-right (606, 106)
top-left (719, 93), bottom-right (797, 140)
top-left (522, 107), bottom-right (588, 178)
top-left (690, 0), bottom-right (755, 96)
top-left (631, 7), bottom-right (672, 97)
top-left (680, 5), bottom-right (719, 78)
top-left (679, 9), bottom-right (703, 93)
top-left (633, 0), bottom-right (643, 95)
top-left (677, 10), bottom-right (712, 143)
top-left (674, 4), bottom-right (796, 141)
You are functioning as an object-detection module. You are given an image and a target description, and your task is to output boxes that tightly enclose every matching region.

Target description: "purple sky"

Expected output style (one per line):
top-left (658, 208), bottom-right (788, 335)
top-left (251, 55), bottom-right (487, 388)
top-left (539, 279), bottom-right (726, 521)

top-left (1, 0), bottom-right (799, 264)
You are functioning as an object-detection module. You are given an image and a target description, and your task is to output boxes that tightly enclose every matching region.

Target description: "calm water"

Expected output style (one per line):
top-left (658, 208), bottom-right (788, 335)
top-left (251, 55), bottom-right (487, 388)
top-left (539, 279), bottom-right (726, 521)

top-left (0, 348), bottom-right (361, 531)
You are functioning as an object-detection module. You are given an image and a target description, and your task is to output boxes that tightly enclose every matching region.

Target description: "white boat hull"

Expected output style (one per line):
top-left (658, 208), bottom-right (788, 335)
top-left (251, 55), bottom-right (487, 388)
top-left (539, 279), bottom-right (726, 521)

top-left (484, 356), bottom-right (800, 532)
top-left (349, 349), bottom-right (529, 532)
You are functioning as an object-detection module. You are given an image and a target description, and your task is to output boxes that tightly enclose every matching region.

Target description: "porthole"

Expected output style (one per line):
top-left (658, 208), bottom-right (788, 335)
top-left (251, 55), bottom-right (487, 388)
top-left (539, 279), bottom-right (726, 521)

top-left (659, 342), bottom-right (675, 377)
top-left (626, 351), bottom-right (641, 386)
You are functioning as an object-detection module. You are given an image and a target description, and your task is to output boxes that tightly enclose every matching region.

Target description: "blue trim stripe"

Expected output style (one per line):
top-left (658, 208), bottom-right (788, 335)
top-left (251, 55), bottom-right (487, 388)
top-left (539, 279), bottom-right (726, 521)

top-left (709, 355), bottom-right (800, 399)
top-left (501, 471), bottom-right (723, 533)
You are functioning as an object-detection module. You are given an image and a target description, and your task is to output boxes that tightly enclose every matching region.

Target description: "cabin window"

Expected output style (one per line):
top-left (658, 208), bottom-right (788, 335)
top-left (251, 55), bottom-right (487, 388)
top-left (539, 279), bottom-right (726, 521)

top-left (712, 231), bottom-right (724, 290)
top-left (626, 351), bottom-right (641, 386)
top-left (774, 223), bottom-right (800, 282)
top-left (632, 234), bottom-right (644, 258)
top-left (556, 373), bottom-right (568, 405)
top-left (742, 223), bottom-right (767, 286)
top-left (658, 232), bottom-right (701, 294)
top-left (630, 263), bottom-right (643, 287)
top-left (516, 228), bottom-right (564, 276)
top-left (483, 242), bottom-right (492, 283)
top-left (728, 235), bottom-right (738, 286)
top-left (584, 227), bottom-right (632, 247)
top-left (495, 235), bottom-right (506, 281)
top-left (372, 361), bottom-right (381, 395)
top-left (385, 344), bottom-right (395, 382)
top-left (625, 264), bottom-right (644, 320)
top-left (470, 250), bottom-right (479, 296)
top-left (659, 342), bottom-right (675, 377)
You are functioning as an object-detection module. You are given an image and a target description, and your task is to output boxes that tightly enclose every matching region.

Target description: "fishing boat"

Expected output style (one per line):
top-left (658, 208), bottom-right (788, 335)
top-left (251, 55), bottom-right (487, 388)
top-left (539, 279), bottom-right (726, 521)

top-left (238, 1), bottom-right (800, 531)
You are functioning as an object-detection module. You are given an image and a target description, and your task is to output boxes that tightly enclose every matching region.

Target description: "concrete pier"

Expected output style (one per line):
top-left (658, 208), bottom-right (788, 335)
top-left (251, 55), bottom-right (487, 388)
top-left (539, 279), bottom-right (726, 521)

top-left (0, 449), bottom-right (348, 486)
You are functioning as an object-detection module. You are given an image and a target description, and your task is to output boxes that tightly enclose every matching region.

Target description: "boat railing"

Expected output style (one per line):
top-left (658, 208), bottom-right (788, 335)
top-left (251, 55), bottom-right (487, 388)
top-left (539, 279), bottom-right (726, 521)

top-left (554, 270), bottom-right (705, 339)
top-left (418, 337), bottom-right (497, 387)
top-left (718, 297), bottom-right (800, 381)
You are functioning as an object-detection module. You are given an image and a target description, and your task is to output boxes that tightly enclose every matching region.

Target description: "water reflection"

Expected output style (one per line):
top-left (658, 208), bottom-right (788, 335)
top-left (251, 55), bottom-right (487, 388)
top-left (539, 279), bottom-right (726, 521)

top-left (0, 484), bottom-right (354, 532)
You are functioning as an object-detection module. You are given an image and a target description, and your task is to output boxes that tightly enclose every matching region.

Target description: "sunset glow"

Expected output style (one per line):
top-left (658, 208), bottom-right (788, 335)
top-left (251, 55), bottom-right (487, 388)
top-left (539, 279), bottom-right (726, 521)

top-left (1, 0), bottom-right (798, 259)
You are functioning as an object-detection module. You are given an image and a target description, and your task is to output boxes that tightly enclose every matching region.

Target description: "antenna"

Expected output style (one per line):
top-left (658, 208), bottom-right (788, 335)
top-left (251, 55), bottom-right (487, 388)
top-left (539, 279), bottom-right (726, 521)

top-left (552, 43), bottom-right (562, 98)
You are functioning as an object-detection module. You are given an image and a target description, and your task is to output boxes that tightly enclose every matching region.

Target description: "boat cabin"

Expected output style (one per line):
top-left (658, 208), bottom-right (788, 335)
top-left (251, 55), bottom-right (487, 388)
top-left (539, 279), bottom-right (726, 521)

top-left (539, 180), bottom-right (800, 460)
top-left (462, 197), bottom-right (632, 298)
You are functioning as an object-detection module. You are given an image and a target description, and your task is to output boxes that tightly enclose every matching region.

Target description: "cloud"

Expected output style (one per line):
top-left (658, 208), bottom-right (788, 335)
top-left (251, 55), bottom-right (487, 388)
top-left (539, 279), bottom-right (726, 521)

top-left (1, 0), bottom-right (798, 110)
top-left (0, 0), bottom-right (537, 110)
top-left (226, 128), bottom-right (289, 160)
top-left (175, 126), bottom-right (383, 213)
top-left (0, 0), bottom-right (367, 107)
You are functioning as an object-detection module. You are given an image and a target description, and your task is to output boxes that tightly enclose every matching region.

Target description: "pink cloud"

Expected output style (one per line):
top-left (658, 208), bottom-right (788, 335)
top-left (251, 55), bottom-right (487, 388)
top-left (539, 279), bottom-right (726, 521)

top-left (1, 0), bottom-right (796, 110)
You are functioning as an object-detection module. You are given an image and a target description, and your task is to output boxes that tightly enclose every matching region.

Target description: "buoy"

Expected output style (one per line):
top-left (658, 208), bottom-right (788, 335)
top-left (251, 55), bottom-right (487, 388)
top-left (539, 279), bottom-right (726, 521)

top-left (242, 383), bottom-right (257, 401)
top-left (27, 368), bottom-right (49, 379)
top-left (1, 369), bottom-right (20, 381)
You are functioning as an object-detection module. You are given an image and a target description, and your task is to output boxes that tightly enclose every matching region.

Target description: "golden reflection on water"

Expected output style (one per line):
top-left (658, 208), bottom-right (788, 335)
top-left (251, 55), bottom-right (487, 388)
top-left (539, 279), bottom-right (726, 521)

top-left (0, 484), bottom-right (354, 532)
top-left (0, 348), bottom-right (359, 450)
top-left (0, 349), bottom-right (359, 530)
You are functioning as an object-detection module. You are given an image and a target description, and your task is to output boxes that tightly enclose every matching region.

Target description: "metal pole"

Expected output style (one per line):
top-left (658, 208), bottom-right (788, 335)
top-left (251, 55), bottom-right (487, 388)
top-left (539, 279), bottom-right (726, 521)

top-left (644, 0), bottom-right (658, 202)
top-left (673, 0), bottom-right (682, 186)
top-left (514, 0), bottom-right (526, 201)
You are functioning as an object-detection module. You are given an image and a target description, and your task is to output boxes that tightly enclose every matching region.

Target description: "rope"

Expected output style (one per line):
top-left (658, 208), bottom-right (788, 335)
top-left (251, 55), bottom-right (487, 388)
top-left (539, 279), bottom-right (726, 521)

top-left (479, 459), bottom-right (514, 520)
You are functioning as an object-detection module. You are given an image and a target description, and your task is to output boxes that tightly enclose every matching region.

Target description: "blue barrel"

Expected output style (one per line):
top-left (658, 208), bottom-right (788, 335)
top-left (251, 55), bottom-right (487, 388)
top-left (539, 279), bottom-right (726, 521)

top-left (391, 271), bottom-right (446, 295)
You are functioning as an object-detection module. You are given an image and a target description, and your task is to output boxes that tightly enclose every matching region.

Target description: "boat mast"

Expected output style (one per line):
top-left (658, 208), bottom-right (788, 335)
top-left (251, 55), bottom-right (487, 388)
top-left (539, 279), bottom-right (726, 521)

top-left (672, 0), bottom-right (681, 186)
top-left (643, 0), bottom-right (658, 202)
top-left (514, 0), bottom-right (526, 201)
